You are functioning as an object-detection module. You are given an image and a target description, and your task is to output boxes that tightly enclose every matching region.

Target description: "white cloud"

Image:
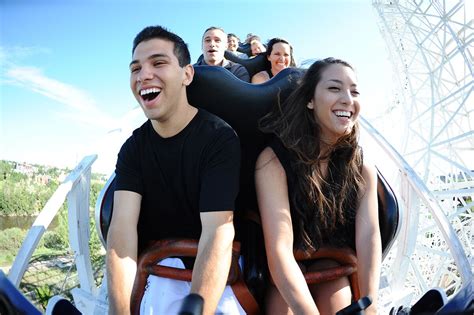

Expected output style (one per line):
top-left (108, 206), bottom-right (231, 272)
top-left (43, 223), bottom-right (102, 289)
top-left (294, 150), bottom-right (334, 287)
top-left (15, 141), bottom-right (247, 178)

top-left (8, 67), bottom-right (93, 109)
top-left (1, 45), bottom-right (141, 172)
top-left (0, 45), bottom-right (51, 61)
top-left (4, 65), bottom-right (118, 128)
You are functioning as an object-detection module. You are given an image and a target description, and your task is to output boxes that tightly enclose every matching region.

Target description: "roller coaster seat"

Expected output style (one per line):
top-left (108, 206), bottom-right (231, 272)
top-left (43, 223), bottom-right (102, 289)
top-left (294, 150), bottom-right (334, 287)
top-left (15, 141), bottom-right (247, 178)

top-left (95, 65), bottom-right (400, 313)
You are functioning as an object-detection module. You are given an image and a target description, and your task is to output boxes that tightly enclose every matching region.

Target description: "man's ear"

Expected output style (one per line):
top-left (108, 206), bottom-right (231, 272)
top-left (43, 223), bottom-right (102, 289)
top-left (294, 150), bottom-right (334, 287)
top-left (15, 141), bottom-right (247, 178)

top-left (307, 99), bottom-right (314, 109)
top-left (183, 64), bottom-right (194, 86)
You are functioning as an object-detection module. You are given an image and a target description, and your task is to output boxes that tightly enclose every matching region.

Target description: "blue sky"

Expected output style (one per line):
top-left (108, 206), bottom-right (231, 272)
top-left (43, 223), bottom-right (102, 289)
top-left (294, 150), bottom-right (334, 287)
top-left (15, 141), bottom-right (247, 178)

top-left (0, 0), bottom-right (393, 174)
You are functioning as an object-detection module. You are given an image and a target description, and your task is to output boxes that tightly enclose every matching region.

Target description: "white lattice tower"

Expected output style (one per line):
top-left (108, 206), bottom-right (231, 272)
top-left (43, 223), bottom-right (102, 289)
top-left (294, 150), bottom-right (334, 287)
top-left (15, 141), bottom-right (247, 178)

top-left (371, 0), bottom-right (473, 307)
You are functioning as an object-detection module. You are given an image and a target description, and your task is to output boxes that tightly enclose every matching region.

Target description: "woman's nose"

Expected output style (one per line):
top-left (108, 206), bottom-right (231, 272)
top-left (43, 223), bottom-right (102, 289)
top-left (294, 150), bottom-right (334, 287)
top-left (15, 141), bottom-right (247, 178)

top-left (341, 90), bottom-right (354, 105)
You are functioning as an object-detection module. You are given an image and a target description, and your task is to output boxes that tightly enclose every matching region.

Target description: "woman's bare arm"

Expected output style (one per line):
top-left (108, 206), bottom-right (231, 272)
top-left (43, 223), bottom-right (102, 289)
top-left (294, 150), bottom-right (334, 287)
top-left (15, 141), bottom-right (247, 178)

top-left (255, 147), bottom-right (319, 314)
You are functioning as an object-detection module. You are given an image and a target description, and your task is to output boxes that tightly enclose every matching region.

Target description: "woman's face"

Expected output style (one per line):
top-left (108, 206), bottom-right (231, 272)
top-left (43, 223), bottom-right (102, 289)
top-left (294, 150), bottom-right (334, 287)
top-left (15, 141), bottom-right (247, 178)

top-left (268, 42), bottom-right (292, 74)
top-left (307, 64), bottom-right (360, 143)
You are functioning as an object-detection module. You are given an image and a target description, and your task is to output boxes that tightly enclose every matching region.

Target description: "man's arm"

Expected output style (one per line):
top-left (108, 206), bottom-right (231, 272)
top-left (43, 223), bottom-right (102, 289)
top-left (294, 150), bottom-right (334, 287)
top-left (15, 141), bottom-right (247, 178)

top-left (106, 190), bottom-right (141, 315)
top-left (191, 210), bottom-right (235, 315)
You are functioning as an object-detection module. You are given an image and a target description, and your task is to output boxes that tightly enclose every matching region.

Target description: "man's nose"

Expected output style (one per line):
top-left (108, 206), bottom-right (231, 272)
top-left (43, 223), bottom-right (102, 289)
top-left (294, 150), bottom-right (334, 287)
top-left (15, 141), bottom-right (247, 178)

top-left (137, 65), bottom-right (153, 82)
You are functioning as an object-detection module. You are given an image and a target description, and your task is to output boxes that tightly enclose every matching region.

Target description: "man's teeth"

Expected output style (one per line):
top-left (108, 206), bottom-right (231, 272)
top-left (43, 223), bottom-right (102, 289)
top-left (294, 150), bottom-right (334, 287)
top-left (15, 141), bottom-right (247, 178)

top-left (334, 110), bottom-right (351, 118)
top-left (140, 87), bottom-right (161, 96)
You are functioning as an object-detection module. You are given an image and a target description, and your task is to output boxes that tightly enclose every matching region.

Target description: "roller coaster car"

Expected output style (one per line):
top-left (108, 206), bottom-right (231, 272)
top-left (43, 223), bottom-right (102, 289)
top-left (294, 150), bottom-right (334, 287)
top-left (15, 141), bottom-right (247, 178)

top-left (95, 65), bottom-right (400, 314)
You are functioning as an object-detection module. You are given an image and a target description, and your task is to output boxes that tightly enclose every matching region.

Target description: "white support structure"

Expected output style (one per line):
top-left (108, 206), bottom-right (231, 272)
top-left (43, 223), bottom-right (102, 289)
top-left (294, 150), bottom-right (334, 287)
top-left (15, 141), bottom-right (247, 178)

top-left (360, 117), bottom-right (472, 309)
top-left (8, 155), bottom-right (97, 287)
top-left (370, 0), bottom-right (473, 308)
top-left (67, 158), bottom-right (97, 296)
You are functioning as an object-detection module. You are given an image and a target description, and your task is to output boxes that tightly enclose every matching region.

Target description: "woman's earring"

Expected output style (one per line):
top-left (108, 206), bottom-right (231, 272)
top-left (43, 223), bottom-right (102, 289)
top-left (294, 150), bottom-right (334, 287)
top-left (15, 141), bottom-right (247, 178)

top-left (307, 101), bottom-right (314, 109)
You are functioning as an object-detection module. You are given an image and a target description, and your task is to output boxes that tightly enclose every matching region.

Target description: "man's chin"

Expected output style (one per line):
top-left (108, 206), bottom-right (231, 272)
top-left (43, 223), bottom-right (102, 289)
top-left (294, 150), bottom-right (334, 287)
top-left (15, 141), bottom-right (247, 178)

top-left (205, 57), bottom-right (222, 65)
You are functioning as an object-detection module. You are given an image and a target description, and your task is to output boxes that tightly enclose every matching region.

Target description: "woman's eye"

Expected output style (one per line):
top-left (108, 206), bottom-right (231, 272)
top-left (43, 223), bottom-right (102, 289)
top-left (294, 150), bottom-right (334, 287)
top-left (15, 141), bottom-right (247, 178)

top-left (329, 87), bottom-right (340, 91)
top-left (351, 90), bottom-right (360, 96)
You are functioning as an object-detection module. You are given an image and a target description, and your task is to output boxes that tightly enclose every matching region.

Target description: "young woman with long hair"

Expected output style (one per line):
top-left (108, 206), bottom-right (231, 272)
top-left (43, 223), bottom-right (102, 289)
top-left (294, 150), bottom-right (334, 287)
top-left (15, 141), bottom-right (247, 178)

top-left (255, 58), bottom-right (381, 315)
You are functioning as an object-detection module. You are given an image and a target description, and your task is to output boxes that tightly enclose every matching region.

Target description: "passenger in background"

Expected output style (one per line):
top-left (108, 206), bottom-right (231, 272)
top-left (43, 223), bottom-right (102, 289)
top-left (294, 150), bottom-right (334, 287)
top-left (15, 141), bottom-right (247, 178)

top-left (251, 38), bottom-right (296, 84)
top-left (227, 33), bottom-right (248, 59)
top-left (255, 58), bottom-right (381, 314)
top-left (249, 35), bottom-right (266, 57)
top-left (194, 26), bottom-right (250, 82)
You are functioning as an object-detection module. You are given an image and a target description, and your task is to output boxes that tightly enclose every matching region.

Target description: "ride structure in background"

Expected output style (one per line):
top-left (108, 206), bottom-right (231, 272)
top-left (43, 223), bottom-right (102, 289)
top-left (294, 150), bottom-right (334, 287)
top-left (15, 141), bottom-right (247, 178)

top-left (370, 0), bottom-right (472, 308)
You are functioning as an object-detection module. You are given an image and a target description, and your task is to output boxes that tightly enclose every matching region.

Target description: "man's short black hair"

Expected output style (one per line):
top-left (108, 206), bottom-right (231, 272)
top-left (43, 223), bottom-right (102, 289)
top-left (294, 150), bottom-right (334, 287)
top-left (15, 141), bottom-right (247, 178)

top-left (132, 26), bottom-right (191, 67)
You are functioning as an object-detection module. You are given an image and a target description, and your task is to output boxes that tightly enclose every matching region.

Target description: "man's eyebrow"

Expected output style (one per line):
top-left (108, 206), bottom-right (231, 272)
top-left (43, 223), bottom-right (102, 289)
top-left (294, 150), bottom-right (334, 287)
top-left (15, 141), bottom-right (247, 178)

top-left (129, 53), bottom-right (170, 67)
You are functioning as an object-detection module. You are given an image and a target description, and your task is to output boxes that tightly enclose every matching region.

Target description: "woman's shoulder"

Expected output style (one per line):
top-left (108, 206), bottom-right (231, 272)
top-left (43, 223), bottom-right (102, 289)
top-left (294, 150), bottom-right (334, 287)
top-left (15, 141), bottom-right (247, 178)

top-left (256, 145), bottom-right (290, 174)
top-left (256, 146), bottom-right (278, 169)
top-left (251, 70), bottom-right (271, 83)
top-left (361, 159), bottom-right (378, 185)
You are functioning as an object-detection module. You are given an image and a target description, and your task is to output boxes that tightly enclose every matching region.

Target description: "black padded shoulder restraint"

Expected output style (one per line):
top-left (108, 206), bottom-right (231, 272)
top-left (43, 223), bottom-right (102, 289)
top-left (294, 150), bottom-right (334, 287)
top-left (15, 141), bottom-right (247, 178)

top-left (188, 65), bottom-right (302, 138)
top-left (187, 65), bottom-right (303, 177)
top-left (224, 51), bottom-right (270, 78)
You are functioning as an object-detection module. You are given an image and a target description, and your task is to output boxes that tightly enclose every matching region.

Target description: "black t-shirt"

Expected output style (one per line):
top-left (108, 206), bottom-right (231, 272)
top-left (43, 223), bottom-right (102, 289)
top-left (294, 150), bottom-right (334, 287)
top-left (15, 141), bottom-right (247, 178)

top-left (115, 109), bottom-right (241, 252)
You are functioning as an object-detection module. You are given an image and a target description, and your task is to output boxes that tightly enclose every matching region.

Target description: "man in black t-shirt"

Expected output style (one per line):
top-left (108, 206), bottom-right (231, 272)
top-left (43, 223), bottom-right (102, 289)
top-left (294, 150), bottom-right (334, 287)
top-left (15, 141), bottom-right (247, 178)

top-left (194, 26), bottom-right (250, 82)
top-left (106, 26), bottom-right (242, 315)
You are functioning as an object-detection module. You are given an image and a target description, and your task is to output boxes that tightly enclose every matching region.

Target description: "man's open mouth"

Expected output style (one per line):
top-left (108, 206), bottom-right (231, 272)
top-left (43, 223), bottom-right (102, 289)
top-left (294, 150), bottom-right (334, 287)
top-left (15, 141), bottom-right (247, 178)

top-left (140, 87), bottom-right (161, 101)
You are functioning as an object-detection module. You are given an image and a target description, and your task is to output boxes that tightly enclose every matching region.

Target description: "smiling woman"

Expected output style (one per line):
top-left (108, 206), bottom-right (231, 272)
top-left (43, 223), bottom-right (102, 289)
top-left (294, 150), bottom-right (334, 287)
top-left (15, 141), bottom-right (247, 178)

top-left (255, 57), bottom-right (381, 314)
top-left (251, 38), bottom-right (296, 84)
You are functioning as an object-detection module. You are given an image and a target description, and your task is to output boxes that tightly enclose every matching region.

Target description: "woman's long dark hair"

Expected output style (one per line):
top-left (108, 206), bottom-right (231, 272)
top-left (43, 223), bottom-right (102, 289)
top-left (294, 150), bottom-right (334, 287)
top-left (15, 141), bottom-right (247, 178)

top-left (260, 57), bottom-right (365, 251)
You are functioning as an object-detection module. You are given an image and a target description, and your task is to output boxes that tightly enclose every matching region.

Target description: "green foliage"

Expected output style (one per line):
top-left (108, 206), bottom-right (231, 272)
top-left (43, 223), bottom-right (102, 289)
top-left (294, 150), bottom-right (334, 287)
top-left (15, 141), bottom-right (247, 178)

top-left (0, 227), bottom-right (27, 265)
top-left (43, 231), bottom-right (66, 250)
top-left (34, 284), bottom-right (54, 310)
top-left (0, 165), bottom-right (57, 216)
top-left (0, 227), bottom-right (26, 251)
top-left (0, 160), bottom-right (13, 176)
top-left (90, 180), bottom-right (104, 209)
top-left (56, 208), bottom-right (70, 247)
top-left (0, 160), bottom-right (103, 216)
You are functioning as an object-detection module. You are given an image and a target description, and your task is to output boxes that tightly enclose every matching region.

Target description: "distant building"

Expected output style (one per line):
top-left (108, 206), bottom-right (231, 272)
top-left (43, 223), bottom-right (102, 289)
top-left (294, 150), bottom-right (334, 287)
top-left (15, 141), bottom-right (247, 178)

top-left (36, 174), bottom-right (51, 185)
top-left (14, 162), bottom-right (36, 177)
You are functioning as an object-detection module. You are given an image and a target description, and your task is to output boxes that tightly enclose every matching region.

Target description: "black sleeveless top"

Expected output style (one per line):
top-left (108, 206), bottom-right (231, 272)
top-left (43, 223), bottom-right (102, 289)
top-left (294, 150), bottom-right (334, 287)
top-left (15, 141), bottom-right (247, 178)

top-left (268, 137), bottom-right (358, 251)
top-left (266, 69), bottom-right (274, 79)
